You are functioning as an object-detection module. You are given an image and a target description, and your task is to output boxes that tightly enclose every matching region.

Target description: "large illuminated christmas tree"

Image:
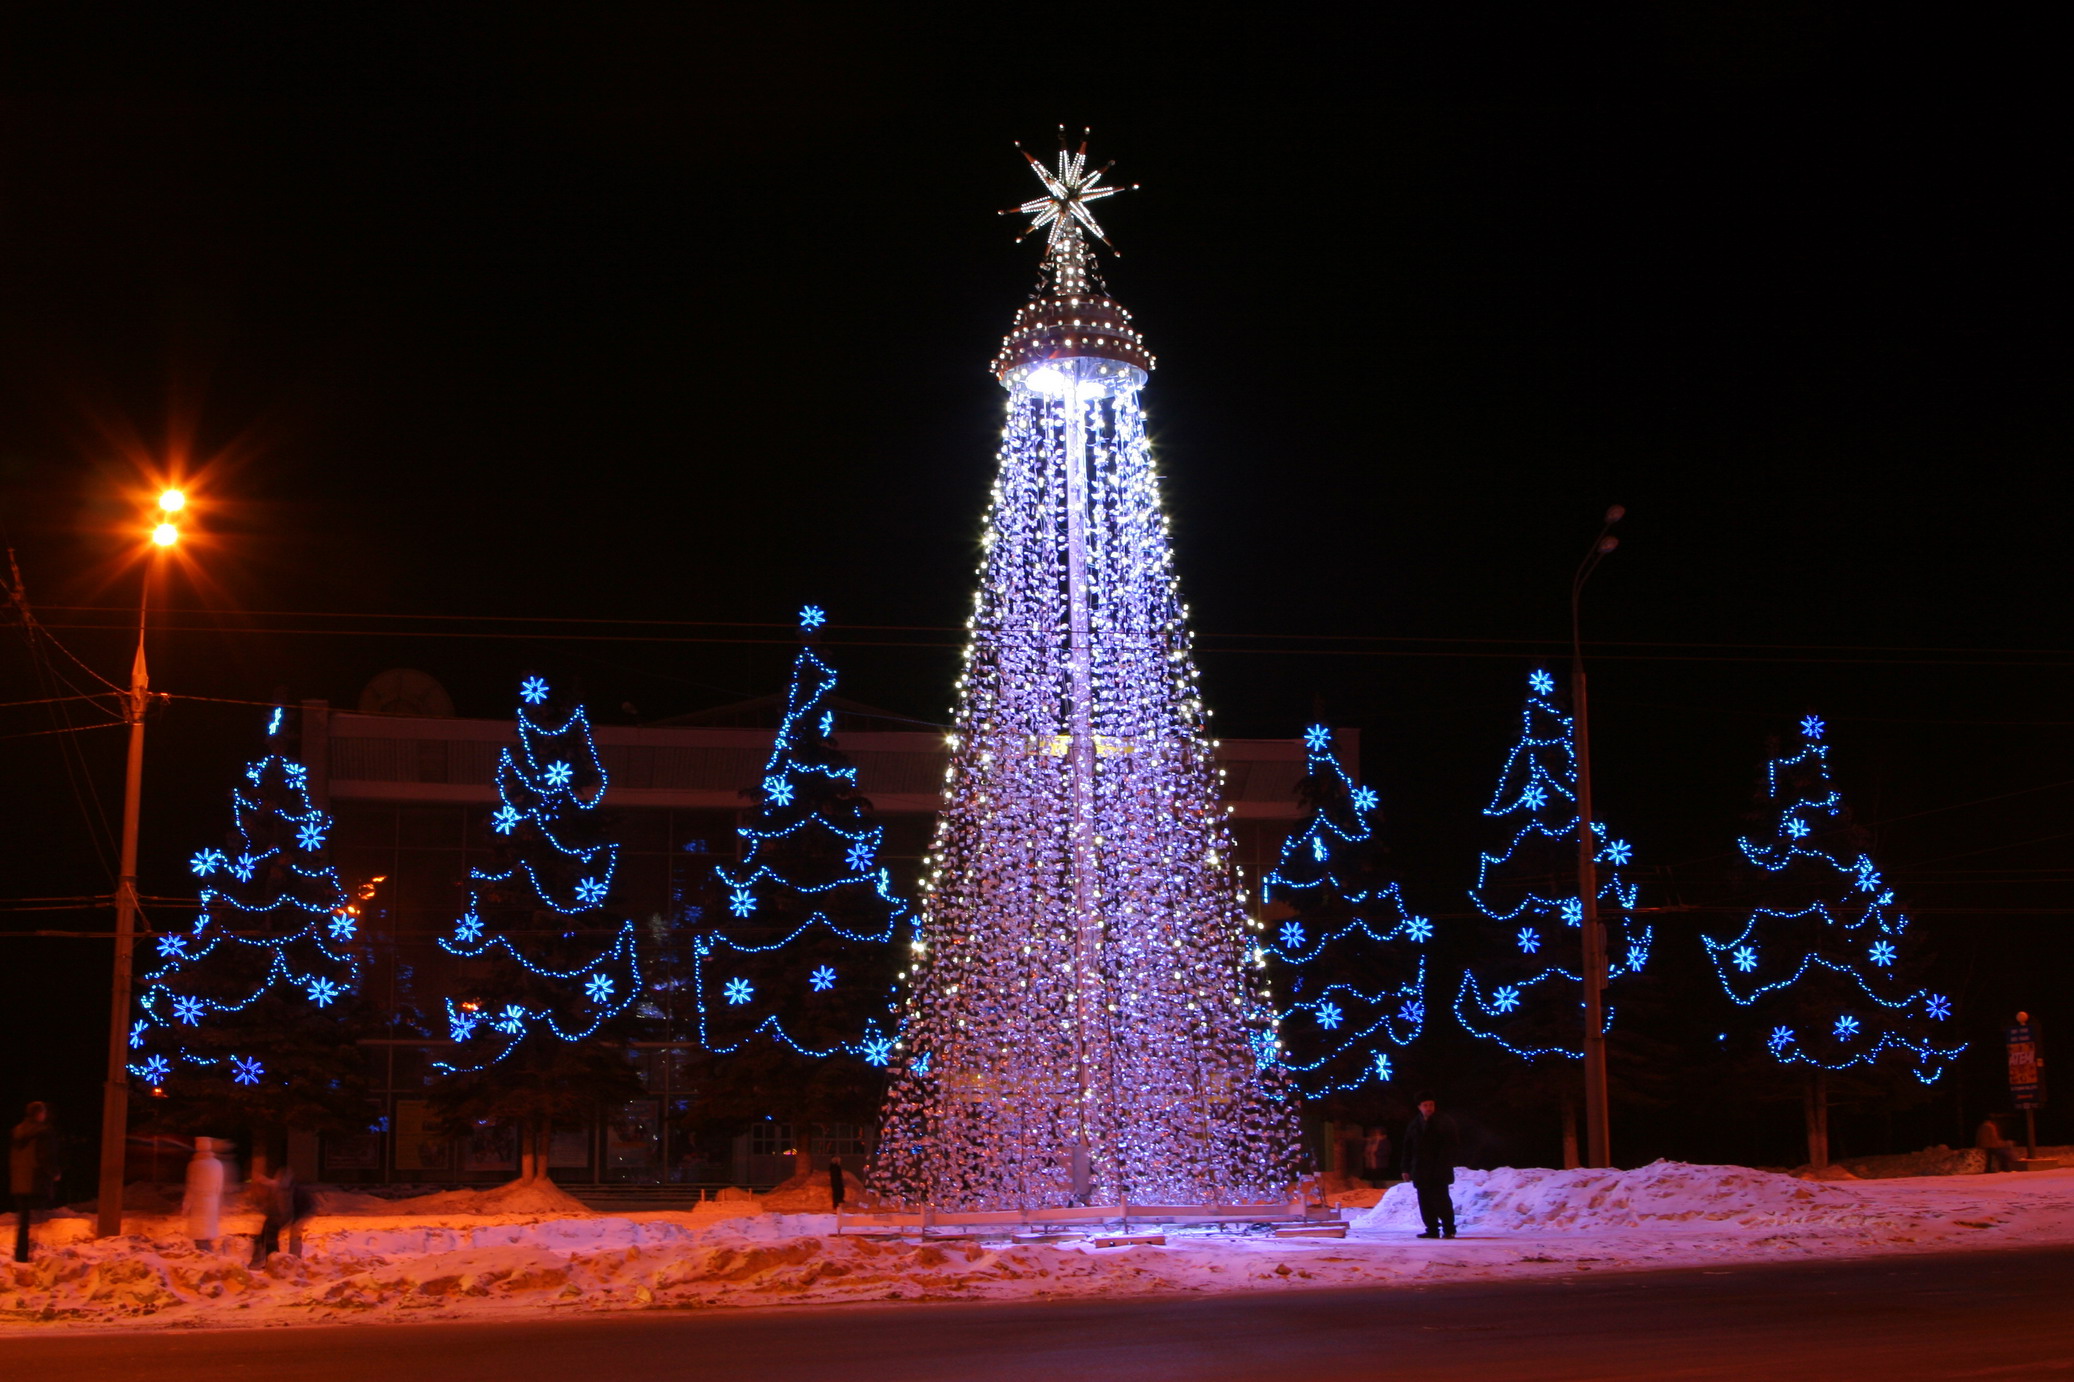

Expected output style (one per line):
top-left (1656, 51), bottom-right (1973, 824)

top-left (431, 677), bottom-right (643, 1175)
top-left (1455, 669), bottom-right (1650, 1060)
top-left (130, 709), bottom-right (375, 1131)
top-left (693, 606), bottom-right (910, 1123)
top-left (1701, 714), bottom-right (1962, 1160)
top-left (1261, 724), bottom-right (1430, 1096)
top-left (873, 137), bottom-right (1296, 1209)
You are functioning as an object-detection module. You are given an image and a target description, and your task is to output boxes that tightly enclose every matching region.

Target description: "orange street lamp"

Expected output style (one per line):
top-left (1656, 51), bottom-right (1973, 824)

top-left (96, 486), bottom-right (186, 1237)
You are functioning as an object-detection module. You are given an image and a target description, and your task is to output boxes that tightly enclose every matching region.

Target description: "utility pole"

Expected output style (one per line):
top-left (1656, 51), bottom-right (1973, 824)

top-left (95, 489), bottom-right (182, 1237)
top-left (1571, 504), bottom-right (1623, 1171)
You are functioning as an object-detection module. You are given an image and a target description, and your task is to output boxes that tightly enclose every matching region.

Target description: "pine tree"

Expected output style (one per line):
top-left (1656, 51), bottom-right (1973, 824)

top-left (431, 676), bottom-right (643, 1179)
top-left (1701, 714), bottom-right (1963, 1165)
top-left (693, 607), bottom-right (911, 1127)
top-left (1261, 723), bottom-right (1430, 1099)
top-left (1456, 669), bottom-right (1650, 1065)
top-left (130, 708), bottom-right (378, 1143)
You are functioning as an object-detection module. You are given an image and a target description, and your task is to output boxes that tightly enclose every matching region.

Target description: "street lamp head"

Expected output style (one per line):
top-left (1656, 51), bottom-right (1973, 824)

top-left (1598, 535), bottom-right (1619, 554)
top-left (151, 522), bottom-right (179, 548)
top-left (1604, 504), bottom-right (1625, 525)
top-left (157, 489), bottom-right (186, 514)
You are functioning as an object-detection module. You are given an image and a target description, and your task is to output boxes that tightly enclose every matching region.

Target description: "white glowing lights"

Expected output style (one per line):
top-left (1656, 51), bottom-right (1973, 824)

top-left (874, 168), bottom-right (1294, 1208)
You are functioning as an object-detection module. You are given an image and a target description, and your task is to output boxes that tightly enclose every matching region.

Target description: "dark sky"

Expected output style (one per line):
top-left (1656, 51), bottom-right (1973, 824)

top-left (2, 8), bottom-right (2066, 1148)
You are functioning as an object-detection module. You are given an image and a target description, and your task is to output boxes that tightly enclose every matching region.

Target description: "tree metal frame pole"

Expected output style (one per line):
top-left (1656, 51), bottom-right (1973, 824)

top-left (1571, 505), bottom-right (1623, 1171)
top-left (96, 571), bottom-right (153, 1237)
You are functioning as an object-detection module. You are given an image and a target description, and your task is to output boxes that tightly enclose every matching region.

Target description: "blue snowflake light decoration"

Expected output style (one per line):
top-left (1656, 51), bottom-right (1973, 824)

top-left (173, 995), bottom-right (205, 1025)
top-left (157, 934), bottom-right (187, 958)
top-left (800, 604), bottom-right (827, 630)
top-left (297, 819), bottom-right (327, 851)
top-left (574, 877), bottom-right (608, 906)
top-left (190, 849), bottom-right (225, 876)
top-left (845, 841), bottom-right (873, 872)
top-left (231, 1055), bottom-right (263, 1087)
top-left (1800, 713), bottom-right (1826, 740)
top-left (729, 889), bottom-right (757, 918)
top-left (543, 761), bottom-right (574, 789)
top-left (1528, 669), bottom-right (1556, 696)
top-left (1732, 945), bottom-right (1758, 973)
top-left (521, 676), bottom-right (550, 705)
top-left (328, 913), bottom-right (356, 941)
top-left (1869, 939), bottom-right (1896, 967)
top-left (1317, 1002), bottom-right (1344, 1030)
top-left (306, 976), bottom-right (342, 1007)
top-left (1351, 786), bottom-right (1379, 812)
top-left (725, 977), bottom-right (754, 1005)
top-left (1925, 993), bottom-right (1952, 1021)
top-left (810, 965), bottom-right (837, 992)
top-left (862, 1034), bottom-right (893, 1066)
top-left (1491, 985), bottom-right (1521, 1014)
top-left (1279, 921), bottom-right (1306, 950)
top-left (765, 775), bottom-right (795, 807)
top-left (1517, 926), bottom-right (1540, 954)
top-left (492, 805), bottom-right (521, 835)
top-left (1834, 1013), bottom-right (1860, 1040)
top-left (585, 973), bottom-right (615, 1003)
top-left (1600, 839), bottom-right (1633, 865)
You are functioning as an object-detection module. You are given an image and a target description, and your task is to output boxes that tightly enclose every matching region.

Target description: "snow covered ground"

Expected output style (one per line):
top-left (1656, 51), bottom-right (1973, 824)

top-left (7, 1161), bottom-right (2073, 1333)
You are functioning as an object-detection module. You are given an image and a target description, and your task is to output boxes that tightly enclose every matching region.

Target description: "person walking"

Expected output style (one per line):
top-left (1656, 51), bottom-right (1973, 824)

top-left (184, 1136), bottom-right (226, 1251)
top-left (827, 1156), bottom-right (847, 1211)
top-left (1401, 1094), bottom-right (1460, 1239)
top-left (10, 1101), bottom-right (58, 1263)
top-left (249, 1164), bottom-right (312, 1265)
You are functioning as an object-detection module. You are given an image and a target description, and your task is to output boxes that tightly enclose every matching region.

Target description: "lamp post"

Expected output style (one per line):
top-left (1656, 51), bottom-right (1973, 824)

top-left (95, 489), bottom-right (183, 1238)
top-left (1571, 503), bottom-right (1623, 1171)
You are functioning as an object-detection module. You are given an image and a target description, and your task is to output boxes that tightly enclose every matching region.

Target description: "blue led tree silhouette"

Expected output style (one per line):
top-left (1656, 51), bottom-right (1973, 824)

top-left (693, 609), bottom-right (910, 1125)
top-left (1261, 724), bottom-right (1429, 1097)
top-left (432, 677), bottom-right (643, 1178)
top-left (1700, 715), bottom-right (1962, 1165)
top-left (1456, 669), bottom-right (1650, 1063)
top-left (129, 708), bottom-right (377, 1138)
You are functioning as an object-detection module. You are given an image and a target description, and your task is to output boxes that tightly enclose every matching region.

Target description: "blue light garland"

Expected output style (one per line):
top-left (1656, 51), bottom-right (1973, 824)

top-left (129, 709), bottom-right (365, 1091)
top-left (434, 679), bottom-right (643, 1072)
top-left (1453, 670), bottom-right (1651, 1061)
top-left (692, 610), bottom-right (908, 1064)
top-left (1699, 716), bottom-right (1964, 1082)
top-left (1260, 724), bottom-right (1430, 1095)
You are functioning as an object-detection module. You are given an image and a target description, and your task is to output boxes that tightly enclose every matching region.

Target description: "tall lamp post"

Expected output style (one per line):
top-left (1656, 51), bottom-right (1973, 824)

top-left (1571, 503), bottom-right (1623, 1171)
top-left (95, 489), bottom-right (184, 1238)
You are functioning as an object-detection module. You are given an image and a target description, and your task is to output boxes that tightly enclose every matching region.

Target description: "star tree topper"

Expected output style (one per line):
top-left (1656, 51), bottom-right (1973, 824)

top-left (1002, 128), bottom-right (1136, 257)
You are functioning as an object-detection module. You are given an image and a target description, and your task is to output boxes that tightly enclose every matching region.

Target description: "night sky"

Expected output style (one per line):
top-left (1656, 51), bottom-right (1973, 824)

top-left (3, 9), bottom-right (2065, 1162)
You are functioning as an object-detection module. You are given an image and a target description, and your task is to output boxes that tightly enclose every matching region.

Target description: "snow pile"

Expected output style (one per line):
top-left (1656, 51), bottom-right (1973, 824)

top-left (311, 1179), bottom-right (592, 1217)
top-left (7, 1163), bottom-right (2074, 1333)
top-left (1352, 1161), bottom-right (1894, 1235)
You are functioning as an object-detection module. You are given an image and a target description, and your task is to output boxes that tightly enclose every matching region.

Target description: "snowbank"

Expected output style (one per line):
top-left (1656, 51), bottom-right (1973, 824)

top-left (7, 1163), bottom-right (2074, 1333)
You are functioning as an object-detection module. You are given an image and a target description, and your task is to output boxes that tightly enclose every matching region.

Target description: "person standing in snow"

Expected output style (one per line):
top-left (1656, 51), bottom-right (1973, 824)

top-left (10, 1100), bottom-right (59, 1263)
top-left (1400, 1095), bottom-right (1459, 1239)
top-left (184, 1136), bottom-right (227, 1251)
top-left (827, 1156), bottom-right (846, 1211)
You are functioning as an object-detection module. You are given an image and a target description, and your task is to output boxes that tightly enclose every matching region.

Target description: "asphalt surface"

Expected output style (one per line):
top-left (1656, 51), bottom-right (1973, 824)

top-left (9, 1245), bottom-right (2074, 1380)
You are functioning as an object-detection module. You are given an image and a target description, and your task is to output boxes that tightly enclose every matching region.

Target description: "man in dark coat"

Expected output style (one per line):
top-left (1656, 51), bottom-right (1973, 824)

top-left (10, 1101), bottom-right (59, 1263)
top-left (1400, 1094), bottom-right (1459, 1239)
top-left (828, 1156), bottom-right (847, 1211)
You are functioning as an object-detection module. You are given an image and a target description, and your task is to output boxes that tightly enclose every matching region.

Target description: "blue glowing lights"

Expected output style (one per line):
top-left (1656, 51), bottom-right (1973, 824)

top-left (1455, 668), bottom-right (1650, 1062)
top-left (725, 977), bottom-right (754, 1005)
top-left (231, 1055), bottom-right (263, 1086)
top-left (800, 604), bottom-right (827, 630)
top-left (1262, 720), bottom-right (1430, 1094)
top-left (1699, 714), bottom-right (1962, 1084)
top-left (433, 678), bottom-right (642, 1075)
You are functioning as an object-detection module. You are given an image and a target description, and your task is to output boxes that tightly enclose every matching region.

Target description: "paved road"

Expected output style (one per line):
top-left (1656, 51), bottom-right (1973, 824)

top-left (11, 1246), bottom-right (2074, 1380)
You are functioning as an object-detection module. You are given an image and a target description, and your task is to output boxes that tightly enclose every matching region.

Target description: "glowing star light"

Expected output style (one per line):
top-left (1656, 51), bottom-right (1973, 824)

top-left (1491, 985), bottom-right (1521, 1014)
top-left (574, 877), bottom-right (608, 906)
top-left (231, 1055), bottom-right (263, 1086)
top-left (1351, 786), bottom-right (1379, 812)
top-left (810, 965), bottom-right (837, 992)
top-left (764, 775), bottom-right (794, 806)
top-left (845, 841), bottom-right (873, 872)
top-left (1834, 1014), bottom-right (1860, 1039)
top-left (543, 761), bottom-right (573, 789)
top-left (306, 977), bottom-right (342, 1007)
top-left (729, 889), bottom-right (757, 918)
top-left (520, 677), bottom-right (550, 705)
top-left (454, 914), bottom-right (483, 944)
top-left (1528, 669), bottom-right (1556, 696)
top-left (297, 819), bottom-right (327, 851)
top-left (800, 605), bottom-right (826, 630)
top-left (1372, 1051), bottom-right (1392, 1081)
top-left (1316, 1002), bottom-right (1343, 1030)
top-left (1002, 132), bottom-right (1132, 256)
top-left (328, 914), bottom-right (356, 941)
top-left (1600, 839), bottom-right (1633, 865)
top-left (190, 849), bottom-right (225, 876)
top-left (491, 806), bottom-right (521, 835)
top-left (585, 973), bottom-right (614, 1003)
top-left (1732, 945), bottom-right (1758, 973)
top-left (1869, 940), bottom-right (1897, 967)
top-left (1926, 993), bottom-right (1952, 1020)
top-left (862, 1034), bottom-right (893, 1066)
top-left (1785, 818), bottom-right (1810, 839)
top-left (724, 977), bottom-right (754, 1006)
top-left (173, 995), bottom-right (205, 1025)
top-left (1303, 725), bottom-right (1332, 753)
top-left (1800, 714), bottom-right (1826, 740)
top-left (156, 934), bottom-right (187, 958)
top-left (1279, 921), bottom-right (1306, 950)
top-left (1521, 784), bottom-right (1548, 810)
top-left (1517, 926), bottom-right (1541, 954)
